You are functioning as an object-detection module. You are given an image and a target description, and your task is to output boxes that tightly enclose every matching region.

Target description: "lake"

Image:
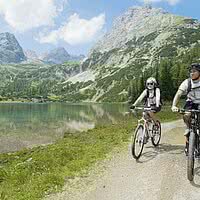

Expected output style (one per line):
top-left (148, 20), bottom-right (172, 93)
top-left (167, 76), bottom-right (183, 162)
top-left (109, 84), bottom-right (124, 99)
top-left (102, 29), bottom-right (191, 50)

top-left (0, 102), bottom-right (128, 153)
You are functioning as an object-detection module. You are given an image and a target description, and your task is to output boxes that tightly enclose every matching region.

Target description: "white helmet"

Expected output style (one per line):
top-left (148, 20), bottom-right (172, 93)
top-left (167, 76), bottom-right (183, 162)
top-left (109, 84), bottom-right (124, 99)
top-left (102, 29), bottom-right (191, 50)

top-left (146, 77), bottom-right (157, 90)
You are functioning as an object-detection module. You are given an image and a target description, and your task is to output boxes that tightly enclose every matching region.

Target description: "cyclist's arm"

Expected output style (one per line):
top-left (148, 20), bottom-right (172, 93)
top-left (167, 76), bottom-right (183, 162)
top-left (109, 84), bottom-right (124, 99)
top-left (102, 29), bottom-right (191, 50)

top-left (155, 88), bottom-right (160, 107)
top-left (133, 89), bottom-right (147, 106)
top-left (172, 89), bottom-right (184, 107)
top-left (172, 79), bottom-right (188, 107)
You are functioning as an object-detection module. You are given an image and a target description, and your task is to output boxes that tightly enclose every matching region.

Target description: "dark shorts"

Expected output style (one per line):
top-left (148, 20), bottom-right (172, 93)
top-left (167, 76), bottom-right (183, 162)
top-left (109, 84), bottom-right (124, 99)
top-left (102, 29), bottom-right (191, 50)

top-left (144, 104), bottom-right (162, 113)
top-left (184, 101), bottom-right (199, 110)
top-left (151, 105), bottom-right (162, 113)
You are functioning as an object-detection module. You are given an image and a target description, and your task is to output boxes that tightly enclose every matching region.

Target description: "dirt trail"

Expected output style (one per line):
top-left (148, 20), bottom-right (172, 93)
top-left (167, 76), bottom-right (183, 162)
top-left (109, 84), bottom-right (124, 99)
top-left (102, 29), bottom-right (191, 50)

top-left (46, 120), bottom-right (200, 200)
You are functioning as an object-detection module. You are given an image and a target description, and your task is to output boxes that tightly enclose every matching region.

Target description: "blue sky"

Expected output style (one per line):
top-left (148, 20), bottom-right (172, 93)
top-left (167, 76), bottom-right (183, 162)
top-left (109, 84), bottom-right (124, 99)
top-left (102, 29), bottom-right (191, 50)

top-left (0, 0), bottom-right (199, 56)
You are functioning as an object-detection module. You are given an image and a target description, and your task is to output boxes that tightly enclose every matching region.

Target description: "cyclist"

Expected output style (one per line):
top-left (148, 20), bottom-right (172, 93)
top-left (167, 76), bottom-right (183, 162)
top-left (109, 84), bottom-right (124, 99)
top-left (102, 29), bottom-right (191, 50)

top-left (130, 77), bottom-right (162, 123)
top-left (171, 63), bottom-right (200, 154)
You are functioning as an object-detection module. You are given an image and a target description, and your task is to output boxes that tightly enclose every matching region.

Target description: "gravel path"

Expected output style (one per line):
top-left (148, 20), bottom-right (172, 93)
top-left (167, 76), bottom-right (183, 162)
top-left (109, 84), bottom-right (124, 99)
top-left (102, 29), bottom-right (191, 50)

top-left (46, 120), bottom-right (200, 200)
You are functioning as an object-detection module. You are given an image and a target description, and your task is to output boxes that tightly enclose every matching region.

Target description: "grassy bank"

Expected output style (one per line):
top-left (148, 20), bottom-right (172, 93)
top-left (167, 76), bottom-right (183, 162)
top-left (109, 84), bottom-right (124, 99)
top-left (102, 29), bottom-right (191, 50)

top-left (0, 107), bottom-right (180, 200)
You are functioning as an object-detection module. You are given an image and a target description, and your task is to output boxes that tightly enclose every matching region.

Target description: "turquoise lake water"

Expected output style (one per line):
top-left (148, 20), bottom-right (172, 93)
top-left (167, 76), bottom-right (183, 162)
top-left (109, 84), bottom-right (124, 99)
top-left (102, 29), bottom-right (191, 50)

top-left (0, 102), bottom-right (128, 153)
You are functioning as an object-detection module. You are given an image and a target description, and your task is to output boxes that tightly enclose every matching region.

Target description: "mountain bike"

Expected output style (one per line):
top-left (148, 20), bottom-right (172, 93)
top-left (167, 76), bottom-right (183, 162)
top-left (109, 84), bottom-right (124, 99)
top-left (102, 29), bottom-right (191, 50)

top-left (130, 107), bottom-right (161, 160)
top-left (179, 109), bottom-right (200, 181)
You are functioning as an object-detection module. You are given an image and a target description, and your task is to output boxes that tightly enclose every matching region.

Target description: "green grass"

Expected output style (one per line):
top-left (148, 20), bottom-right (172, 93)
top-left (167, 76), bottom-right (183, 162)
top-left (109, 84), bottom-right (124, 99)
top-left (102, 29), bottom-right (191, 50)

top-left (0, 106), bottom-right (181, 200)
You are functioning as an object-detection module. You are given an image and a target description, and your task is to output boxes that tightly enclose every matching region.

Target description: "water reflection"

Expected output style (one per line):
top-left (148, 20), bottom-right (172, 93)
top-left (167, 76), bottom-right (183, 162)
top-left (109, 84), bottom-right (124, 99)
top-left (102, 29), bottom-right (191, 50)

top-left (0, 102), bottom-right (128, 153)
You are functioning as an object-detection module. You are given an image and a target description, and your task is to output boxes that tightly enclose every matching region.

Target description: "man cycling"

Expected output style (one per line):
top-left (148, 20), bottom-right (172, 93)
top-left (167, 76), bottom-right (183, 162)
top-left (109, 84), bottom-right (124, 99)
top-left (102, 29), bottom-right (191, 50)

top-left (171, 63), bottom-right (200, 154)
top-left (130, 77), bottom-right (162, 123)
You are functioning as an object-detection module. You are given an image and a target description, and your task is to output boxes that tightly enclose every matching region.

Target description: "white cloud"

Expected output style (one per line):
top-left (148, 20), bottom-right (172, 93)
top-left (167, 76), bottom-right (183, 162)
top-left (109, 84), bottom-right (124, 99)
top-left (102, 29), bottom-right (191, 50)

top-left (140, 0), bottom-right (181, 5)
top-left (0, 0), bottom-right (62, 32)
top-left (37, 13), bottom-right (105, 45)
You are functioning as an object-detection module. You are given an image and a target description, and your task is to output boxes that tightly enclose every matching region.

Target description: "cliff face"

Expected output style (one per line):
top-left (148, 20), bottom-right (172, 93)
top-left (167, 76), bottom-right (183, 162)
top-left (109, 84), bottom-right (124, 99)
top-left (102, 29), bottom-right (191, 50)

top-left (0, 32), bottom-right (26, 63)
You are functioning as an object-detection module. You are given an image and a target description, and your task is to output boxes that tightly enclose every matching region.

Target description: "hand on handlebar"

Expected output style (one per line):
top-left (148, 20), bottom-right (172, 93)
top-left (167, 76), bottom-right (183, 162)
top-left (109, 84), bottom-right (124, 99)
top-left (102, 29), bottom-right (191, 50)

top-left (129, 105), bottom-right (136, 110)
top-left (171, 105), bottom-right (179, 112)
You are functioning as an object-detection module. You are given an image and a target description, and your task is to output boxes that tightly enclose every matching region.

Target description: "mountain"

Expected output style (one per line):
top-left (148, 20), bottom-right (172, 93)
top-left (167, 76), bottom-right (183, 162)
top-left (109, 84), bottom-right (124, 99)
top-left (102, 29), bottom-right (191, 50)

top-left (60, 6), bottom-right (200, 102)
top-left (0, 62), bottom-right (81, 101)
top-left (24, 49), bottom-right (44, 64)
top-left (0, 32), bottom-right (26, 63)
top-left (41, 47), bottom-right (85, 64)
top-left (24, 49), bottom-right (38, 60)
top-left (1, 6), bottom-right (200, 103)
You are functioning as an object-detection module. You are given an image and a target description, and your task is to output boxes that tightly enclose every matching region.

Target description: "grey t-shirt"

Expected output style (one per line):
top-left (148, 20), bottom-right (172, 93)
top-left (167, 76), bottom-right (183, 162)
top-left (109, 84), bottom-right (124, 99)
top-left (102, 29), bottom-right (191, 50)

top-left (179, 79), bottom-right (200, 103)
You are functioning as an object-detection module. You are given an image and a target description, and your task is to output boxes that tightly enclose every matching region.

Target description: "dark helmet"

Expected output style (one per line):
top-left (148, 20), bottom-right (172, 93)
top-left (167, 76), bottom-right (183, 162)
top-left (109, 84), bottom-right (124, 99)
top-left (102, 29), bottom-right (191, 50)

top-left (190, 63), bottom-right (200, 72)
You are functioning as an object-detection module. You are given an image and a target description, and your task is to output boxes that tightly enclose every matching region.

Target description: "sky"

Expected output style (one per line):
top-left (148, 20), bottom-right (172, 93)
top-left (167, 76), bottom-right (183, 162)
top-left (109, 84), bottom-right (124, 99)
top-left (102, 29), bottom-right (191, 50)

top-left (0, 0), bottom-right (199, 56)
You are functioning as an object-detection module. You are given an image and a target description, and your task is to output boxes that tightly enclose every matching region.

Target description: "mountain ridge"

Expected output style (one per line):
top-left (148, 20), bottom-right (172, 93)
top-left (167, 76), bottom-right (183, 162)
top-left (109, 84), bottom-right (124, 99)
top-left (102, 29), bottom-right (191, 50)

top-left (1, 6), bottom-right (200, 102)
top-left (63, 6), bottom-right (200, 102)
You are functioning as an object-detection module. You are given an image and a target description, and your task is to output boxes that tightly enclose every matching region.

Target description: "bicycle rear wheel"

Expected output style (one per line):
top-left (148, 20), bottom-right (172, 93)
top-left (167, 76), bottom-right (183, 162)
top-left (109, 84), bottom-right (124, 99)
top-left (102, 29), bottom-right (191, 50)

top-left (131, 124), bottom-right (145, 159)
top-left (151, 120), bottom-right (161, 147)
top-left (187, 131), bottom-right (195, 181)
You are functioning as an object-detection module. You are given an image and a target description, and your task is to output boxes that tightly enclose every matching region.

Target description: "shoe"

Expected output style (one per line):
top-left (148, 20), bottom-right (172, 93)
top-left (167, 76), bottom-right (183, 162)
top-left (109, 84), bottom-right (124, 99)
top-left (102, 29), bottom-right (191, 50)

top-left (185, 142), bottom-right (189, 156)
top-left (184, 129), bottom-right (190, 137)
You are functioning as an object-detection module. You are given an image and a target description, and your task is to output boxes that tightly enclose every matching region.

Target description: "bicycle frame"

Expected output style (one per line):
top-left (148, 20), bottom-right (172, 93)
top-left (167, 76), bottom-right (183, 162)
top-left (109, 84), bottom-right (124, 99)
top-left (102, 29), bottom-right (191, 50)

top-left (190, 110), bottom-right (200, 154)
top-left (134, 107), bottom-right (155, 139)
top-left (130, 106), bottom-right (161, 159)
top-left (179, 109), bottom-right (200, 181)
top-left (180, 109), bottom-right (200, 151)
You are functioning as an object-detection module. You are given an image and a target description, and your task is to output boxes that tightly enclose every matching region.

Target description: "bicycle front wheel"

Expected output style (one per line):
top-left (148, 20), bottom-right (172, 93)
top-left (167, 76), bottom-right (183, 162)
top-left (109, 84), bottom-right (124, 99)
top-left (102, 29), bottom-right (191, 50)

top-left (187, 131), bottom-right (195, 181)
top-left (151, 120), bottom-right (161, 147)
top-left (131, 124), bottom-right (145, 159)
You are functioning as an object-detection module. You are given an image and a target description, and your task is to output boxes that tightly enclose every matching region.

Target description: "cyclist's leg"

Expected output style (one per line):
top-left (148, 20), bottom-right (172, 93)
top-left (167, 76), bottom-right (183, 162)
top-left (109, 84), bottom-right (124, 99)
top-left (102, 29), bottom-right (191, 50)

top-left (183, 101), bottom-right (195, 155)
top-left (182, 113), bottom-right (191, 156)
top-left (143, 111), bottom-right (150, 120)
top-left (142, 111), bottom-right (150, 143)
top-left (148, 105), bottom-right (161, 124)
top-left (183, 113), bottom-right (191, 138)
top-left (148, 111), bottom-right (157, 123)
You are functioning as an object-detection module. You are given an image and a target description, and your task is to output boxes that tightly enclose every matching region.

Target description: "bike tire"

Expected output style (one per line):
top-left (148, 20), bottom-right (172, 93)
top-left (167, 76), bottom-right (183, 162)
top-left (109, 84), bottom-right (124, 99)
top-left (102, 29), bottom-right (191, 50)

top-left (151, 120), bottom-right (161, 147)
top-left (187, 131), bottom-right (195, 181)
top-left (131, 124), bottom-right (145, 159)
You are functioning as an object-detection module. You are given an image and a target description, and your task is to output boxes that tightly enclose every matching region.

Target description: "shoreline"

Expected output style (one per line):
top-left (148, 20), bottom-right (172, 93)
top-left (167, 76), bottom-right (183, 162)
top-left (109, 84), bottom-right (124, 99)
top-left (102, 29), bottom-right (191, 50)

top-left (0, 107), bottom-right (181, 199)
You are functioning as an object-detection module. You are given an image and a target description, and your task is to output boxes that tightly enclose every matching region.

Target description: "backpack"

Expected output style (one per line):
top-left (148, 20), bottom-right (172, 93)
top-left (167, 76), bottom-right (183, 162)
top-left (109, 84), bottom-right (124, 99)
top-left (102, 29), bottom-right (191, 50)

top-left (187, 78), bottom-right (192, 94)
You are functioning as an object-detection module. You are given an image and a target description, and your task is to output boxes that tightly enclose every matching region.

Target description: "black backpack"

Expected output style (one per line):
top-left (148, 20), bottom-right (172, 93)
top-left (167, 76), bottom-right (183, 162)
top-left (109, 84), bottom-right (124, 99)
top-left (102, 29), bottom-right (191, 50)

top-left (187, 78), bottom-right (192, 94)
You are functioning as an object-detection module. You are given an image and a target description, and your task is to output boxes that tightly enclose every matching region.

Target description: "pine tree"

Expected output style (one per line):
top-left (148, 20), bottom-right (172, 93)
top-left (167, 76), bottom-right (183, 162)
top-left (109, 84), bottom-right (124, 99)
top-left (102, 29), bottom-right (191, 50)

top-left (160, 59), bottom-right (174, 100)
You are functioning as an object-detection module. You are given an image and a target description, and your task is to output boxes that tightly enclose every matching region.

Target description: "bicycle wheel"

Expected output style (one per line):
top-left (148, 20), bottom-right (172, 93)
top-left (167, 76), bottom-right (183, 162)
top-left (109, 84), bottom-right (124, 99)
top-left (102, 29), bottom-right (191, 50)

top-left (151, 120), bottom-right (161, 147)
top-left (187, 131), bottom-right (195, 181)
top-left (131, 124), bottom-right (145, 159)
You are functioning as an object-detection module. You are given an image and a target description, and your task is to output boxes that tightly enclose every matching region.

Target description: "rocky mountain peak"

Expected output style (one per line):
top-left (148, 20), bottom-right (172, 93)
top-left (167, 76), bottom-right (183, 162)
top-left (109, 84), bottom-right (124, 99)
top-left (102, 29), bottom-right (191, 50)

top-left (24, 49), bottom-right (38, 60)
top-left (41, 47), bottom-right (70, 64)
top-left (50, 47), bottom-right (70, 56)
top-left (91, 6), bottom-right (186, 53)
top-left (113, 6), bottom-right (167, 27)
top-left (0, 32), bottom-right (26, 63)
top-left (42, 47), bottom-right (85, 64)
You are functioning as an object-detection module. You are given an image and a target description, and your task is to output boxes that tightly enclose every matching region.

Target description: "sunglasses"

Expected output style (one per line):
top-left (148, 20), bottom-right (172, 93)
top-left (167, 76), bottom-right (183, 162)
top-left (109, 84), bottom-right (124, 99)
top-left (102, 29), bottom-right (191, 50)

top-left (147, 83), bottom-right (154, 85)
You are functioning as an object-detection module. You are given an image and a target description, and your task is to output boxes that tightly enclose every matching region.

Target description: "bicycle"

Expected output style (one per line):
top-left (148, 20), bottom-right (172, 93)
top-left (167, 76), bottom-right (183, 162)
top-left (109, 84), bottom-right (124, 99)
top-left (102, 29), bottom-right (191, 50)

top-left (179, 109), bottom-right (200, 181)
top-left (130, 107), bottom-right (161, 160)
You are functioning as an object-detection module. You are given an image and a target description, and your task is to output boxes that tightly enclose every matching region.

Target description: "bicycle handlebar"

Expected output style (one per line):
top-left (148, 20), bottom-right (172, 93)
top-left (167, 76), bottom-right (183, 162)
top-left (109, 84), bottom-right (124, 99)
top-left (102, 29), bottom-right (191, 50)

top-left (130, 107), bottom-right (152, 112)
top-left (178, 108), bottom-right (200, 114)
